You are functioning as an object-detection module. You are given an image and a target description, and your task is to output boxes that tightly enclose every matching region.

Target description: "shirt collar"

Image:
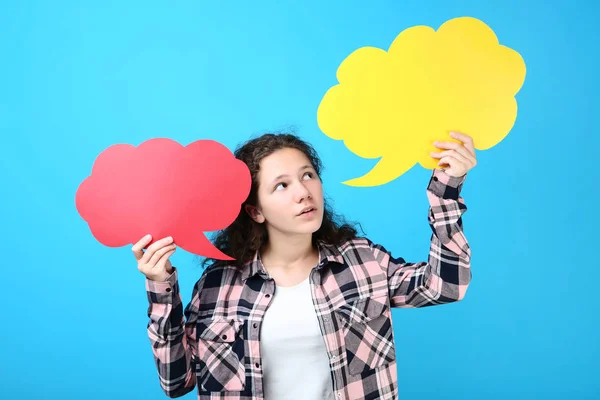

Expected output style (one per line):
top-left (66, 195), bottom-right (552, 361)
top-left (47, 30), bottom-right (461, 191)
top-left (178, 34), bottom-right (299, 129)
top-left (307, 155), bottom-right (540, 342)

top-left (240, 241), bottom-right (344, 282)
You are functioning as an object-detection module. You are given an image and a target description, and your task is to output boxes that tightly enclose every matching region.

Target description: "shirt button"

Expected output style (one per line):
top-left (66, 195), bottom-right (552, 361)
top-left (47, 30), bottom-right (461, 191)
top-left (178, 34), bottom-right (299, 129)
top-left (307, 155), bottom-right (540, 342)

top-left (323, 317), bottom-right (328, 322)
top-left (337, 393), bottom-right (342, 398)
top-left (265, 294), bottom-right (271, 298)
top-left (221, 334), bottom-right (227, 340)
top-left (253, 323), bottom-right (258, 329)
top-left (165, 288), bottom-right (171, 292)
top-left (255, 363), bottom-right (260, 368)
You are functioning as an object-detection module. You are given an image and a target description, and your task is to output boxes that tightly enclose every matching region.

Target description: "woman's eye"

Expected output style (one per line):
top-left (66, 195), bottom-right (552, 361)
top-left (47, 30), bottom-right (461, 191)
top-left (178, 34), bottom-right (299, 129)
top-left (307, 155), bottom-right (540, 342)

top-left (275, 173), bottom-right (313, 191)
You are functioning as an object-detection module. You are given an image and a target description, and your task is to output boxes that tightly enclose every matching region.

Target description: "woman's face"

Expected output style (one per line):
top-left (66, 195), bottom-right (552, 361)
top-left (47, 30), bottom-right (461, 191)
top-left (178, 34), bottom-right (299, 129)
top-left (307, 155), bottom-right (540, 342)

top-left (248, 147), bottom-right (324, 238)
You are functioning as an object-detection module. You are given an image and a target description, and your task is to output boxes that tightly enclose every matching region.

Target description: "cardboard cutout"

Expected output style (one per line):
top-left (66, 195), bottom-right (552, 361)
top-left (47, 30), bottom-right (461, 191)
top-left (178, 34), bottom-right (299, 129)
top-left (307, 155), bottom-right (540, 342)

top-left (75, 138), bottom-right (251, 260)
top-left (317, 16), bottom-right (526, 187)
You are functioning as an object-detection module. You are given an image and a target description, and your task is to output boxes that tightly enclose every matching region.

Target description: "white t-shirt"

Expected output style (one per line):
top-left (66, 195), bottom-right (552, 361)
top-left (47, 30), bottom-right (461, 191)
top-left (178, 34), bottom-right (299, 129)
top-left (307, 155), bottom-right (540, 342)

top-left (260, 275), bottom-right (334, 400)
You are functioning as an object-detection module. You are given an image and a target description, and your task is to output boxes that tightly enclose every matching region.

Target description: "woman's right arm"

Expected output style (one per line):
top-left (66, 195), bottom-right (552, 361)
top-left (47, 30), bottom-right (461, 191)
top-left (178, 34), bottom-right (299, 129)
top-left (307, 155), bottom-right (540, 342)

top-left (146, 268), bottom-right (204, 398)
top-left (132, 234), bottom-right (200, 398)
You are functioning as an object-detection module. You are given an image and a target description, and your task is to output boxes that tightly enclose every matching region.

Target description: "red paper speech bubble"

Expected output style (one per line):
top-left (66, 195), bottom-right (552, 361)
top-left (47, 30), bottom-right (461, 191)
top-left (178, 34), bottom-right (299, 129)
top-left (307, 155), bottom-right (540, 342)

top-left (75, 138), bottom-right (251, 260)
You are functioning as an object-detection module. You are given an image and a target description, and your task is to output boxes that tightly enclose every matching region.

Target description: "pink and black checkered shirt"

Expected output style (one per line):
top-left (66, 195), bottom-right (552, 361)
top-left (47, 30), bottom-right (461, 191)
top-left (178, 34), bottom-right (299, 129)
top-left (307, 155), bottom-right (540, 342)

top-left (146, 168), bottom-right (472, 400)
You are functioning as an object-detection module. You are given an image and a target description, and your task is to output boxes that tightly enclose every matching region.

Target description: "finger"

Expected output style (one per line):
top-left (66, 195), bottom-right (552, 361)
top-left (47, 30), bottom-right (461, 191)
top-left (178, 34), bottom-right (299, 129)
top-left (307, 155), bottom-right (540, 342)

top-left (433, 141), bottom-right (475, 162)
top-left (438, 155), bottom-right (469, 177)
top-left (148, 244), bottom-right (177, 268)
top-left (449, 131), bottom-right (476, 156)
top-left (430, 149), bottom-right (468, 161)
top-left (132, 234), bottom-right (152, 261)
top-left (141, 236), bottom-right (174, 264)
top-left (434, 149), bottom-right (470, 166)
top-left (437, 155), bottom-right (460, 168)
top-left (157, 248), bottom-right (176, 268)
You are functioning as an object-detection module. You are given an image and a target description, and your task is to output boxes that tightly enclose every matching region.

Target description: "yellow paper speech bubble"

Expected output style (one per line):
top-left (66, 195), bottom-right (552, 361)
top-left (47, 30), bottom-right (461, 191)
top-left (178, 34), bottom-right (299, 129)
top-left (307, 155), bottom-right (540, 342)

top-left (317, 16), bottom-right (526, 186)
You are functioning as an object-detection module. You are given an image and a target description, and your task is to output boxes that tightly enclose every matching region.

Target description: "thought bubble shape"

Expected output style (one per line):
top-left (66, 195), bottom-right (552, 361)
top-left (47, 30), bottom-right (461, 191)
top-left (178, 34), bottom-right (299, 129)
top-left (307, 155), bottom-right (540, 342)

top-left (317, 16), bottom-right (526, 187)
top-left (75, 138), bottom-right (251, 260)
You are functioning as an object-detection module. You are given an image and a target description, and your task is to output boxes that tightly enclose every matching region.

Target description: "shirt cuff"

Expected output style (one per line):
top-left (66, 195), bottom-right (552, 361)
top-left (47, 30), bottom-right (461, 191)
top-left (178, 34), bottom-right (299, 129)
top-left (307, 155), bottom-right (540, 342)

top-left (427, 168), bottom-right (466, 200)
top-left (146, 267), bottom-right (179, 304)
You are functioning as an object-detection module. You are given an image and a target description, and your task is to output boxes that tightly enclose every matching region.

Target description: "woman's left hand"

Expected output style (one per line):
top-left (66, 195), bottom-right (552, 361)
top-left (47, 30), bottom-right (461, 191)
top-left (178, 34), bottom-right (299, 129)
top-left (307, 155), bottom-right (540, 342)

top-left (430, 132), bottom-right (477, 178)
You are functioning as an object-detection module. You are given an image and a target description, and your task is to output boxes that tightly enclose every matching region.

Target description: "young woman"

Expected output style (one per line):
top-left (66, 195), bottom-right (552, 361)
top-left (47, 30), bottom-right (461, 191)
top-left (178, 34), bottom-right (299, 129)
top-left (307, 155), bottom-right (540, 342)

top-left (133, 131), bottom-right (476, 400)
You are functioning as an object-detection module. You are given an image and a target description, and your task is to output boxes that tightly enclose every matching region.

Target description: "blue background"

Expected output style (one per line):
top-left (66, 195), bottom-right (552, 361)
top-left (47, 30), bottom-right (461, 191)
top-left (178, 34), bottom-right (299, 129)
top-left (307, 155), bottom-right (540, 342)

top-left (2, 1), bottom-right (598, 399)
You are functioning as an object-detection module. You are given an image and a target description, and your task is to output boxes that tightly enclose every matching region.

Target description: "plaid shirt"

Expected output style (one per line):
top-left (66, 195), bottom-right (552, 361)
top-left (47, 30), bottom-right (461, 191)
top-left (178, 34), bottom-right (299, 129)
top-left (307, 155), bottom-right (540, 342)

top-left (146, 168), bottom-right (471, 400)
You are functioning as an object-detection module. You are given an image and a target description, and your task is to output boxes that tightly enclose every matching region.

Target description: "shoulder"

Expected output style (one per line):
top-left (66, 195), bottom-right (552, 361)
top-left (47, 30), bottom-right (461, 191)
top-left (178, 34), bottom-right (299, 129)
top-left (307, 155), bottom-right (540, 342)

top-left (337, 236), bottom-right (373, 251)
top-left (194, 259), bottom-right (243, 288)
top-left (330, 236), bottom-right (391, 263)
top-left (336, 236), bottom-right (391, 265)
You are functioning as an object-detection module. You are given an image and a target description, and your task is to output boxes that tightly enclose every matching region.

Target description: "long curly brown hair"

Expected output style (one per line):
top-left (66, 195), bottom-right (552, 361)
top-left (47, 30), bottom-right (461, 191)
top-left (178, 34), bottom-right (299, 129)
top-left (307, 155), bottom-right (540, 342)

top-left (200, 131), bottom-right (363, 269)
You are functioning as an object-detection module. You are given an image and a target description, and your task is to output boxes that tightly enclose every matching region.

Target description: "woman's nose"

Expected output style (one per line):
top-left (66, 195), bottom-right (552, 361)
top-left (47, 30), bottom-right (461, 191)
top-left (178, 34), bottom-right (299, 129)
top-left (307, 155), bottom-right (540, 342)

top-left (296, 183), bottom-right (311, 201)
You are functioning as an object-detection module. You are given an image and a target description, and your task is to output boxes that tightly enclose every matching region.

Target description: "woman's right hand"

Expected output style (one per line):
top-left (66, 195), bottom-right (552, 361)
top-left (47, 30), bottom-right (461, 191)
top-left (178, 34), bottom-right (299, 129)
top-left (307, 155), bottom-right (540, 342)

top-left (133, 234), bottom-right (177, 282)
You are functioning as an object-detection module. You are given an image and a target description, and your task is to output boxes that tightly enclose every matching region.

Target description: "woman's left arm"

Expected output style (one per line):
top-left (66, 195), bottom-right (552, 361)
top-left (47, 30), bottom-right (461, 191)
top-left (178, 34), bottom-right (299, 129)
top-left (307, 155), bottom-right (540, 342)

top-left (371, 132), bottom-right (477, 308)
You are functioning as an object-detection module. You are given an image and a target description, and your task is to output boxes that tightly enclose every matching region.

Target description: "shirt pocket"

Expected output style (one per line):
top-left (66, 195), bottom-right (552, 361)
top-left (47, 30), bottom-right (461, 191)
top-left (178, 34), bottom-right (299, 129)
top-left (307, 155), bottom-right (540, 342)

top-left (334, 295), bottom-right (396, 375)
top-left (196, 318), bottom-right (246, 392)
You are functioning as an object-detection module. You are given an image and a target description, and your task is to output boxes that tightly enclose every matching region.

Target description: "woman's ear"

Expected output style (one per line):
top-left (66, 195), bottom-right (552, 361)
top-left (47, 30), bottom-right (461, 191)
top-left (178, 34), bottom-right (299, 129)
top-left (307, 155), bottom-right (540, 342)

top-left (244, 204), bottom-right (265, 223)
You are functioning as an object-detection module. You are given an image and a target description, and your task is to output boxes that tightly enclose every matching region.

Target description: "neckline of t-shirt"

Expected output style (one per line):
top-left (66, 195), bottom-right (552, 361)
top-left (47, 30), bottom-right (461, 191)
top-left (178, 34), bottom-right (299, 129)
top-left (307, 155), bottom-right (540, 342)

top-left (275, 275), bottom-right (311, 290)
